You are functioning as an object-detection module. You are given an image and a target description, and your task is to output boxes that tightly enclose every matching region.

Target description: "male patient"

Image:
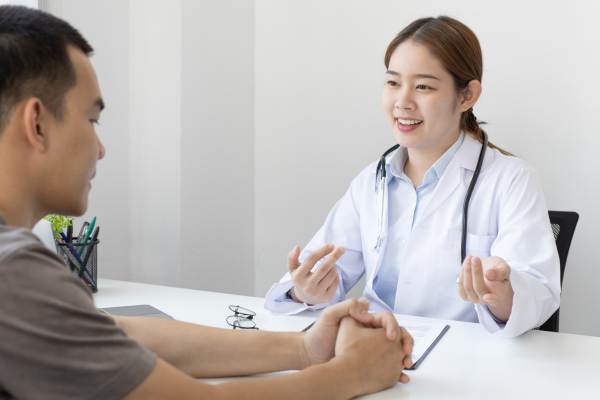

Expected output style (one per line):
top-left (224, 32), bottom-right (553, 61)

top-left (0, 6), bottom-right (413, 400)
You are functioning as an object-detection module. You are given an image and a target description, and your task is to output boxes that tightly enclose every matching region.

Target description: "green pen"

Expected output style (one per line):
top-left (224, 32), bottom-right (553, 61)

top-left (77, 216), bottom-right (96, 255)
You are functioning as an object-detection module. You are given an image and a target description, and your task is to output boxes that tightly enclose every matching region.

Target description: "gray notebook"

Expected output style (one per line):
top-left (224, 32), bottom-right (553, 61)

top-left (99, 304), bottom-right (174, 320)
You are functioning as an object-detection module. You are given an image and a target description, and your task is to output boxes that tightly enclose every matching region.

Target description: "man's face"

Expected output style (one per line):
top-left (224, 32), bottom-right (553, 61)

top-left (44, 46), bottom-right (105, 216)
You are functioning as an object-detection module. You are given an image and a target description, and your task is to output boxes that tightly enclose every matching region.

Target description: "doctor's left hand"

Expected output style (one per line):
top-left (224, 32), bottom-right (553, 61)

top-left (457, 255), bottom-right (515, 323)
top-left (301, 297), bottom-right (414, 377)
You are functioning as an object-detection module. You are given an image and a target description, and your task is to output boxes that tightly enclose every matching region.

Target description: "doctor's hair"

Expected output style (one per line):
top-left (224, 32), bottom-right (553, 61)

top-left (385, 16), bottom-right (512, 156)
top-left (0, 5), bottom-right (93, 136)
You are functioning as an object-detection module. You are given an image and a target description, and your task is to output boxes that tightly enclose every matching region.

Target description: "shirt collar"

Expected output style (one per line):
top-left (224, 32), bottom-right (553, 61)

top-left (388, 131), bottom-right (465, 180)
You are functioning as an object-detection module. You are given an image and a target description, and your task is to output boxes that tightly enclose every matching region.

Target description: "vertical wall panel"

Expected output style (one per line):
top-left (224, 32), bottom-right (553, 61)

top-left (180, 0), bottom-right (255, 296)
top-left (128, 0), bottom-right (182, 287)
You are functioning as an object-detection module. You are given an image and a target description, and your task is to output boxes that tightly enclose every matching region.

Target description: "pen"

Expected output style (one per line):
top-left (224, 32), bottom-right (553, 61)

top-left (59, 232), bottom-right (93, 285)
top-left (66, 224), bottom-right (73, 243)
top-left (77, 217), bottom-right (96, 255)
top-left (77, 221), bottom-right (89, 244)
top-left (78, 226), bottom-right (99, 283)
top-left (59, 232), bottom-right (84, 264)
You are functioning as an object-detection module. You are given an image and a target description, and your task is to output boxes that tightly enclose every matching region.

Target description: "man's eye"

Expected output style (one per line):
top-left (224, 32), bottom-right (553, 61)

top-left (90, 120), bottom-right (100, 125)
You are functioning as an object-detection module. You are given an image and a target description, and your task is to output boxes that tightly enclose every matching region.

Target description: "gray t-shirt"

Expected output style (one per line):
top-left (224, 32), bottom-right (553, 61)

top-left (0, 216), bottom-right (156, 399)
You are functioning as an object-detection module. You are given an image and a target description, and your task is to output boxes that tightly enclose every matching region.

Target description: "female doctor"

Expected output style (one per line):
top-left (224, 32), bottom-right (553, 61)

top-left (264, 16), bottom-right (560, 337)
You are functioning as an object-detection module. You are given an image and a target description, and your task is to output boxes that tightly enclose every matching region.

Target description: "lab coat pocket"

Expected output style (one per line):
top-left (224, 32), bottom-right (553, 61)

top-left (436, 230), bottom-right (496, 299)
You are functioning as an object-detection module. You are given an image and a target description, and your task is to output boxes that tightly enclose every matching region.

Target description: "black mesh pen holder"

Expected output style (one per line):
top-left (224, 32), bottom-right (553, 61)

top-left (56, 239), bottom-right (99, 293)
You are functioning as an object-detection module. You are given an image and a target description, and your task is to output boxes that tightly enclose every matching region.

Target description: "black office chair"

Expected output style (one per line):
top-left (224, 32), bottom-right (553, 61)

top-left (537, 211), bottom-right (579, 332)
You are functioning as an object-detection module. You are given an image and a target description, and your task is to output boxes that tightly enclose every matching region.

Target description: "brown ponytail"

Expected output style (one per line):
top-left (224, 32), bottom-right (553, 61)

top-left (385, 16), bottom-right (512, 156)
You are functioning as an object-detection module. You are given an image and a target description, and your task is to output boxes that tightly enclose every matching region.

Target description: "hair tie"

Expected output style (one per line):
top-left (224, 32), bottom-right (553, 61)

top-left (468, 110), bottom-right (477, 123)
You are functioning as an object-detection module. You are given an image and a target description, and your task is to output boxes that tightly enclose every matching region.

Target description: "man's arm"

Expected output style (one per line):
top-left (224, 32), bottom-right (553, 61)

top-left (113, 298), bottom-right (413, 379)
top-left (124, 312), bottom-right (410, 400)
top-left (112, 316), bottom-right (307, 377)
top-left (124, 356), bottom-right (364, 400)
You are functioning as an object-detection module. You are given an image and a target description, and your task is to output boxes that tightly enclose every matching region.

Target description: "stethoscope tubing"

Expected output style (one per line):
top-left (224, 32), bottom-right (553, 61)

top-left (461, 130), bottom-right (488, 262)
top-left (374, 131), bottom-right (488, 264)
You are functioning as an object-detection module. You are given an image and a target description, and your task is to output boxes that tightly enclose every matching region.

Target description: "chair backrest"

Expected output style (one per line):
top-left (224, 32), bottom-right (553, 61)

top-left (538, 211), bottom-right (579, 332)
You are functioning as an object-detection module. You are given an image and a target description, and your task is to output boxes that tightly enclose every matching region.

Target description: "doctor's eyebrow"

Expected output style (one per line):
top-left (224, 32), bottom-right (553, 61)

top-left (385, 70), bottom-right (441, 81)
top-left (414, 73), bottom-right (440, 80)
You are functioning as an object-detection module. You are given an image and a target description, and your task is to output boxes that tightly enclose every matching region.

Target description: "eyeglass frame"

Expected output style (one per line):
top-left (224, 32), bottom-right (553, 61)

top-left (226, 305), bottom-right (259, 330)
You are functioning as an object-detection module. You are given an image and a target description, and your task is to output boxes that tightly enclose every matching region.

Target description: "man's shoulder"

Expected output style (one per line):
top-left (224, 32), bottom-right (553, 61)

top-left (0, 223), bottom-right (49, 265)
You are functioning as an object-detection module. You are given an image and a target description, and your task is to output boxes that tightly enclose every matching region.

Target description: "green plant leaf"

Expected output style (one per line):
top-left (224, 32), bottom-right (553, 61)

top-left (44, 214), bottom-right (75, 242)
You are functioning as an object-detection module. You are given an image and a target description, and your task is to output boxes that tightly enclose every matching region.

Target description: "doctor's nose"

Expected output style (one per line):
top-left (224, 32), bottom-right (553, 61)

top-left (394, 87), bottom-right (416, 110)
top-left (395, 90), bottom-right (416, 111)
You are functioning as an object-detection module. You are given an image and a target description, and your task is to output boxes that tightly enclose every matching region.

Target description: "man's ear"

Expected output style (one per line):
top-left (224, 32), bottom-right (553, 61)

top-left (22, 98), bottom-right (51, 153)
top-left (459, 80), bottom-right (482, 112)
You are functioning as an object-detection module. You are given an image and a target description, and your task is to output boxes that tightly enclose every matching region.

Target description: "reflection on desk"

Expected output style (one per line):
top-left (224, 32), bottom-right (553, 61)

top-left (94, 279), bottom-right (600, 400)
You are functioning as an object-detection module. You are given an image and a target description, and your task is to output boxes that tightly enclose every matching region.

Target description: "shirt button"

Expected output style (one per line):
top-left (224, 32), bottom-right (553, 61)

top-left (402, 239), bottom-right (407, 246)
top-left (427, 174), bottom-right (433, 179)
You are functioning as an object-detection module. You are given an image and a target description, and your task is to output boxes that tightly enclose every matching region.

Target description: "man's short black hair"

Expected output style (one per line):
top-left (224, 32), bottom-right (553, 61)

top-left (0, 5), bottom-right (93, 135)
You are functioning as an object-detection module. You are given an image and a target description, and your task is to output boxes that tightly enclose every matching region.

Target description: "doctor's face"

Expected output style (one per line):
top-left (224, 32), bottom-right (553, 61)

top-left (382, 41), bottom-right (464, 152)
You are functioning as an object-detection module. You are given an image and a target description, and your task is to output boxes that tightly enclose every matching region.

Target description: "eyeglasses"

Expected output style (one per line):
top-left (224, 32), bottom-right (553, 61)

top-left (226, 305), bottom-right (259, 330)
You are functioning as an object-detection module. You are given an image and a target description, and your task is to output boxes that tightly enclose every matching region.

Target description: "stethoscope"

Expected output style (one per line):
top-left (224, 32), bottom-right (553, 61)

top-left (373, 130), bottom-right (488, 263)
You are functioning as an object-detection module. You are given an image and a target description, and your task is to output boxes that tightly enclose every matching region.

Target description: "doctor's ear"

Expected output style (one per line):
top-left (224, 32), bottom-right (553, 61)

top-left (458, 80), bottom-right (482, 113)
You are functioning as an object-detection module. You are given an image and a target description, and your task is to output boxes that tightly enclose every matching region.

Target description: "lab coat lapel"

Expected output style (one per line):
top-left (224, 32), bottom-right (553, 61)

top-left (412, 134), bottom-right (493, 229)
top-left (411, 158), bottom-right (461, 230)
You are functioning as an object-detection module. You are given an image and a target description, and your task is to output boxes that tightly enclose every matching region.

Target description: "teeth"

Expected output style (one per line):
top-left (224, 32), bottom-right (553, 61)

top-left (398, 119), bottom-right (423, 126)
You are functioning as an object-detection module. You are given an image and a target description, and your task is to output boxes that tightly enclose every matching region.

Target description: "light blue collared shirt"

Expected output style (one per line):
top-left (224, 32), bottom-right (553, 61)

top-left (373, 132), bottom-right (465, 309)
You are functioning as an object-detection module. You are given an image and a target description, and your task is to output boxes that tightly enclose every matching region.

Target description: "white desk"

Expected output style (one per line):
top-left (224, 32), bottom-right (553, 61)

top-left (94, 279), bottom-right (600, 399)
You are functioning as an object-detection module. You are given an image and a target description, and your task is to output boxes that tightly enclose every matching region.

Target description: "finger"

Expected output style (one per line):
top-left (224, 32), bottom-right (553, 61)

top-left (483, 293), bottom-right (503, 307)
top-left (321, 298), bottom-right (373, 328)
top-left (296, 244), bottom-right (335, 278)
top-left (399, 372), bottom-right (410, 384)
top-left (367, 312), bottom-right (400, 341)
top-left (462, 257), bottom-right (479, 303)
top-left (399, 327), bottom-right (414, 359)
top-left (457, 256), bottom-right (468, 301)
top-left (403, 354), bottom-right (413, 370)
top-left (315, 263), bottom-right (339, 292)
top-left (309, 246), bottom-right (345, 284)
top-left (471, 257), bottom-right (489, 302)
top-left (486, 262), bottom-right (511, 282)
top-left (484, 291), bottom-right (508, 307)
top-left (287, 246), bottom-right (301, 274)
top-left (323, 274), bottom-right (341, 302)
top-left (347, 297), bottom-right (373, 324)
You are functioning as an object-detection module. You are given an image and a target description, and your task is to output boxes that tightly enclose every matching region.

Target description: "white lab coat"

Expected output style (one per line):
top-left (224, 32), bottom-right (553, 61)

top-left (264, 134), bottom-right (560, 337)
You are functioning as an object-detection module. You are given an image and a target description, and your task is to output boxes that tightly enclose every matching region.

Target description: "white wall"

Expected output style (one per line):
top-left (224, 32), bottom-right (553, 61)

top-left (255, 0), bottom-right (600, 337)
top-left (128, 0), bottom-right (182, 287)
top-left (62, 0), bottom-right (255, 294)
top-left (180, 0), bottom-right (255, 296)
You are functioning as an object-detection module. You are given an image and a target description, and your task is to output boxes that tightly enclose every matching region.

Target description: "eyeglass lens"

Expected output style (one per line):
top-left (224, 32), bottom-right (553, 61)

top-left (229, 305), bottom-right (256, 318)
top-left (226, 315), bottom-right (256, 329)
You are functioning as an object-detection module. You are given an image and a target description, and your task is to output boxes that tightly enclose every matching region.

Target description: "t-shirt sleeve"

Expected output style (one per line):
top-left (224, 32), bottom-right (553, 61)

top-left (0, 244), bottom-right (157, 400)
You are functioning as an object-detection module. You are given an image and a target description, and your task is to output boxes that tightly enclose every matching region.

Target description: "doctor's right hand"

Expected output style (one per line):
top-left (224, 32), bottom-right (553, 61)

top-left (288, 244), bottom-right (343, 305)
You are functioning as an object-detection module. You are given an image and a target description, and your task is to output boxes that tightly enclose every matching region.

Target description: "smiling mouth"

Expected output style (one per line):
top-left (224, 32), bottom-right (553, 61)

top-left (397, 119), bottom-right (423, 126)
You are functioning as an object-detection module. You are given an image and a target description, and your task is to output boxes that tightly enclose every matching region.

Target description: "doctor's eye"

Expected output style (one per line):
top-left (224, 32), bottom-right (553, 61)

top-left (416, 84), bottom-right (431, 90)
top-left (387, 80), bottom-right (399, 87)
